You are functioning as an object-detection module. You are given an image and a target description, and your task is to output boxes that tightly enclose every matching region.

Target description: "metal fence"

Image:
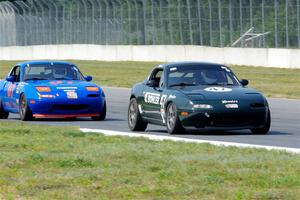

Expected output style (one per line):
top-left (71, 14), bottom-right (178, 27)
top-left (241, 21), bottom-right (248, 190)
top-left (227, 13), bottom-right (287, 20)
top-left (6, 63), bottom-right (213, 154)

top-left (0, 0), bottom-right (299, 48)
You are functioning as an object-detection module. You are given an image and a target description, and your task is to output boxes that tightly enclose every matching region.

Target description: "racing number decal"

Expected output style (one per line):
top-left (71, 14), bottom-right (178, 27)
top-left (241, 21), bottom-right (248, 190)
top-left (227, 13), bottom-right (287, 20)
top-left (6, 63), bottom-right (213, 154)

top-left (7, 83), bottom-right (15, 98)
top-left (144, 93), bottom-right (169, 124)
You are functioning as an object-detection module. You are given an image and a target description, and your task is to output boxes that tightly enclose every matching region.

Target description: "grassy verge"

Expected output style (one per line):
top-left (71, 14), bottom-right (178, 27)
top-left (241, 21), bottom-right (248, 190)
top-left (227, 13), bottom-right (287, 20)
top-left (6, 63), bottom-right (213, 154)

top-left (1, 60), bottom-right (300, 98)
top-left (0, 122), bottom-right (299, 199)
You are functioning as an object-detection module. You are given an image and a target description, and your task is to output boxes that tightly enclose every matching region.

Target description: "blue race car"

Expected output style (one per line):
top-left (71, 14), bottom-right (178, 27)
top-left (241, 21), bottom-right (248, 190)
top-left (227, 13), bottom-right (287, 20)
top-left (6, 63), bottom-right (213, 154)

top-left (0, 61), bottom-right (106, 121)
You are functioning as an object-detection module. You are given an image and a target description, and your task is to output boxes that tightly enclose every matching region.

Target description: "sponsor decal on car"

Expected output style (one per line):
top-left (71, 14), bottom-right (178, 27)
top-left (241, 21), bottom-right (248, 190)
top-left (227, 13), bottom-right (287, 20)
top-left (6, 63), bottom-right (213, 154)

top-left (66, 91), bottom-right (78, 99)
top-left (225, 104), bottom-right (239, 109)
top-left (222, 100), bottom-right (239, 109)
top-left (204, 87), bottom-right (232, 92)
top-left (144, 92), bottom-right (160, 104)
top-left (222, 100), bottom-right (238, 104)
top-left (57, 87), bottom-right (78, 90)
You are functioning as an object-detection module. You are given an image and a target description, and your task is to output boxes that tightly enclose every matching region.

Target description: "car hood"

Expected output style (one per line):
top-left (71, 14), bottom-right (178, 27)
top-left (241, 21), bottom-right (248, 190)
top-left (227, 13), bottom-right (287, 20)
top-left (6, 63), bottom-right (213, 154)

top-left (25, 80), bottom-right (99, 92)
top-left (177, 85), bottom-right (264, 101)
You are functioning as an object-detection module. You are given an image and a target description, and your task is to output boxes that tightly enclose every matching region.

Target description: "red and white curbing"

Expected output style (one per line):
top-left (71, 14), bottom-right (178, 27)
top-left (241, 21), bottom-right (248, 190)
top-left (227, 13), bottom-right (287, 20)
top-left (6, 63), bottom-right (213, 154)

top-left (80, 128), bottom-right (300, 154)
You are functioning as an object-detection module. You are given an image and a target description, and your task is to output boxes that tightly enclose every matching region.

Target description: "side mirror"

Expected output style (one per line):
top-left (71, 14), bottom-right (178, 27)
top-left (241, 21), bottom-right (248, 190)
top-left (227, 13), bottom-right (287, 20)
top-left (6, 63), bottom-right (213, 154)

top-left (146, 80), bottom-right (157, 87)
top-left (85, 76), bottom-right (93, 82)
top-left (6, 75), bottom-right (15, 82)
top-left (240, 79), bottom-right (249, 86)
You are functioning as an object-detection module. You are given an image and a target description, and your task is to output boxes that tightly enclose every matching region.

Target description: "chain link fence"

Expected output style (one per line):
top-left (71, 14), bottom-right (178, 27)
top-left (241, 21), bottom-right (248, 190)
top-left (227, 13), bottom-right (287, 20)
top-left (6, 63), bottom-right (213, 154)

top-left (0, 0), bottom-right (299, 48)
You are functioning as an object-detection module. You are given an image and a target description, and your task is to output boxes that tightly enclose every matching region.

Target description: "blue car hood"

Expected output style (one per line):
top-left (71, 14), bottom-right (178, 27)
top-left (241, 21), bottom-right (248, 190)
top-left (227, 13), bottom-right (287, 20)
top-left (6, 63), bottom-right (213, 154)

top-left (26, 80), bottom-right (99, 92)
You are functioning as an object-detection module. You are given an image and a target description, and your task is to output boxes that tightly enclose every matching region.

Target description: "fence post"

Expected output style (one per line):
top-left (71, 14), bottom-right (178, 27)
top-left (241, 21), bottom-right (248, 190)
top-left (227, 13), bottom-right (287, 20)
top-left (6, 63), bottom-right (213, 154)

top-left (208, 0), bottom-right (212, 46)
top-left (159, 0), bottom-right (164, 44)
top-left (167, 0), bottom-right (173, 44)
top-left (117, 0), bottom-right (124, 44)
top-left (0, 4), bottom-right (9, 46)
top-left (285, 0), bottom-right (289, 48)
top-left (150, 0), bottom-right (156, 44)
top-left (19, 1), bottom-right (32, 45)
top-left (239, 0), bottom-right (243, 37)
top-left (176, 0), bottom-right (183, 44)
top-left (250, 0), bottom-right (253, 47)
top-left (132, 0), bottom-right (140, 44)
top-left (34, 0), bottom-right (46, 45)
top-left (229, 0), bottom-right (233, 45)
top-left (4, 2), bottom-right (19, 46)
top-left (297, 0), bottom-right (300, 48)
top-left (30, 0), bottom-right (40, 45)
top-left (87, 0), bottom-right (95, 44)
top-left (197, 0), bottom-right (203, 45)
top-left (186, 0), bottom-right (193, 45)
top-left (125, 0), bottom-right (132, 44)
top-left (218, 0), bottom-right (222, 47)
top-left (261, 0), bottom-right (265, 47)
top-left (0, 4), bottom-right (3, 46)
top-left (47, 0), bottom-right (58, 44)
top-left (274, 0), bottom-right (278, 48)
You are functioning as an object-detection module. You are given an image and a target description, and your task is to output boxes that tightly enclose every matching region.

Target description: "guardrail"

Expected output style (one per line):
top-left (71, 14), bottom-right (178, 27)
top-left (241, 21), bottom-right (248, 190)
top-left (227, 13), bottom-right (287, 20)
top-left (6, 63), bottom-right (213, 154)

top-left (0, 45), bottom-right (299, 68)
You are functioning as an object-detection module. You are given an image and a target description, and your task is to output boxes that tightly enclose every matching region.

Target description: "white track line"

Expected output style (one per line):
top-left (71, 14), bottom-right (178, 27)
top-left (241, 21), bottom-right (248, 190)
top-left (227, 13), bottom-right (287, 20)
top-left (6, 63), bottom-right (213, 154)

top-left (80, 128), bottom-right (300, 154)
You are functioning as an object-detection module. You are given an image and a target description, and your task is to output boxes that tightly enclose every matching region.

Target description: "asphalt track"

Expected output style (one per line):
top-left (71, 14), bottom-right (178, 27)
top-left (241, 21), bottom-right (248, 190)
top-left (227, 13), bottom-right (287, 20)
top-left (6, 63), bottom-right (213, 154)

top-left (6, 87), bottom-right (300, 149)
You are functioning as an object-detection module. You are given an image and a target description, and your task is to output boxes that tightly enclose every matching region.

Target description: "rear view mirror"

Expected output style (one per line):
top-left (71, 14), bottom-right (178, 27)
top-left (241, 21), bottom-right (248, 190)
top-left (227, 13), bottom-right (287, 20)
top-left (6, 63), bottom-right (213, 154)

top-left (6, 75), bottom-right (15, 82)
top-left (240, 79), bottom-right (249, 86)
top-left (85, 76), bottom-right (93, 82)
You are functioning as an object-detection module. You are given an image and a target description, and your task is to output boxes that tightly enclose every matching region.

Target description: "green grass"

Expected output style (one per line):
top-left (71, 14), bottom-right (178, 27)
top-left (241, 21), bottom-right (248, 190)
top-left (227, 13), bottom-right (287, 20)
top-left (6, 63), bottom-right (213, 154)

top-left (0, 122), bottom-right (299, 199)
top-left (1, 60), bottom-right (300, 98)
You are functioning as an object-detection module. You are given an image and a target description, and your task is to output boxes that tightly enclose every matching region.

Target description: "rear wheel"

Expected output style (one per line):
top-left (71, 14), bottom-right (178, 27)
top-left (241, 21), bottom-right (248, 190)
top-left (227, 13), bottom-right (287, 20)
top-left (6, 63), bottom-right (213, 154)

top-left (92, 101), bottom-right (106, 121)
top-left (0, 99), bottom-right (9, 119)
top-left (128, 98), bottom-right (147, 131)
top-left (20, 94), bottom-right (33, 121)
top-left (166, 103), bottom-right (185, 134)
top-left (251, 109), bottom-right (271, 134)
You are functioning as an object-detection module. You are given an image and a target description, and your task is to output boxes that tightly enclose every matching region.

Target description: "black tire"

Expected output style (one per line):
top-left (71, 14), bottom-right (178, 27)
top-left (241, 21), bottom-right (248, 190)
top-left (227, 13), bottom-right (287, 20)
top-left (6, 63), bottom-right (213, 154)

top-left (92, 101), bottom-right (106, 121)
top-left (251, 108), bottom-right (271, 134)
top-left (166, 103), bottom-right (185, 134)
top-left (0, 99), bottom-right (9, 119)
top-left (128, 98), bottom-right (147, 131)
top-left (19, 94), bottom-right (33, 121)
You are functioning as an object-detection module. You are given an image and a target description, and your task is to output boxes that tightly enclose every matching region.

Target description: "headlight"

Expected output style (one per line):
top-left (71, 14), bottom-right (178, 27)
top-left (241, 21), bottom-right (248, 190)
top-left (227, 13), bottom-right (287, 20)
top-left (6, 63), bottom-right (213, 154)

top-left (86, 86), bottom-right (99, 92)
top-left (193, 104), bottom-right (213, 109)
top-left (36, 86), bottom-right (51, 92)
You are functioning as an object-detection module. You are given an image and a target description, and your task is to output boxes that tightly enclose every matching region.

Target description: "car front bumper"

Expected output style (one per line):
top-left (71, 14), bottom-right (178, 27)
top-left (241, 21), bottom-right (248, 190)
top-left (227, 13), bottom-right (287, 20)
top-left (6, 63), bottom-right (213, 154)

top-left (179, 107), bottom-right (268, 130)
top-left (27, 97), bottom-right (105, 118)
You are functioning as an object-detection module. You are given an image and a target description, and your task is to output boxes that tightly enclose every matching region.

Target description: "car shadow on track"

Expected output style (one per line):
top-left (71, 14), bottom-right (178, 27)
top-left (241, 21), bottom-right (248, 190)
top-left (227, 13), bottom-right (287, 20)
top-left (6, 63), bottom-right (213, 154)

top-left (145, 129), bottom-right (291, 136)
top-left (7, 117), bottom-right (124, 122)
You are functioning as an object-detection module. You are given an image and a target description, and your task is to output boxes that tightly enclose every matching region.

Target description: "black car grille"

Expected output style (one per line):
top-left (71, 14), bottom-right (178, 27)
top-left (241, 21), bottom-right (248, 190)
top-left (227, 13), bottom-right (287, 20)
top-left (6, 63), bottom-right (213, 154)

top-left (52, 104), bottom-right (88, 111)
top-left (88, 94), bottom-right (100, 98)
top-left (211, 116), bottom-right (253, 127)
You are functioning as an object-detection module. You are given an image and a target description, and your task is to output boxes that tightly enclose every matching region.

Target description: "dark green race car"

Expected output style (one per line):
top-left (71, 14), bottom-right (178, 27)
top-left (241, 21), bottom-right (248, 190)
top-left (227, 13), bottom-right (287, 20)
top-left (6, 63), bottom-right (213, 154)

top-left (128, 62), bottom-right (271, 134)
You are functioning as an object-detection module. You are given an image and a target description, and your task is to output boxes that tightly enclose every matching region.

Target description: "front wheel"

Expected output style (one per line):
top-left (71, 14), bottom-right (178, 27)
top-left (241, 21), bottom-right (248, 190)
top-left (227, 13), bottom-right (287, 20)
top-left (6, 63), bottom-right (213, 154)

top-left (251, 109), bottom-right (271, 134)
top-left (92, 101), bottom-right (106, 121)
top-left (128, 98), bottom-right (147, 131)
top-left (0, 99), bottom-right (9, 119)
top-left (166, 103), bottom-right (185, 134)
top-left (20, 94), bottom-right (33, 121)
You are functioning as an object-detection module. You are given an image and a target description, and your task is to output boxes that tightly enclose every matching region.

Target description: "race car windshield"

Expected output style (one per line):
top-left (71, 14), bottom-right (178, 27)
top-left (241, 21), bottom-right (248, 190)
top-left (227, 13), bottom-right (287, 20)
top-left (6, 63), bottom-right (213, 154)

top-left (167, 65), bottom-right (240, 87)
top-left (23, 64), bottom-right (85, 81)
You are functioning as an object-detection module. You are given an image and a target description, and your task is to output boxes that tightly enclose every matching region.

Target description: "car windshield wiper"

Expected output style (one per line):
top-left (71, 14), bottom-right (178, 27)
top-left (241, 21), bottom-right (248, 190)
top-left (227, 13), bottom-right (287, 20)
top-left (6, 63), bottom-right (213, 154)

top-left (54, 77), bottom-right (74, 80)
top-left (24, 78), bottom-right (48, 81)
top-left (169, 83), bottom-right (196, 87)
top-left (205, 83), bottom-right (234, 86)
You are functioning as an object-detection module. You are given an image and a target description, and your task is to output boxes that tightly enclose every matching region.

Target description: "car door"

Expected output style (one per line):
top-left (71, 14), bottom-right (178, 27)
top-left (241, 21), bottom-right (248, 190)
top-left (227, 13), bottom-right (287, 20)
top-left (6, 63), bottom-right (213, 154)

top-left (3, 66), bottom-right (21, 112)
top-left (142, 68), bottom-right (165, 121)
